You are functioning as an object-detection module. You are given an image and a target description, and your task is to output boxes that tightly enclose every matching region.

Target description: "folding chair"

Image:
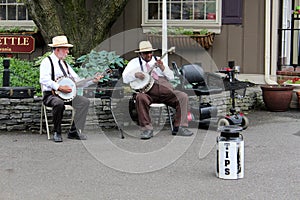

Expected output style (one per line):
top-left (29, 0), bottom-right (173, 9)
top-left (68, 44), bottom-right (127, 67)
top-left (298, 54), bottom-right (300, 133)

top-left (150, 103), bottom-right (174, 131)
top-left (125, 93), bottom-right (174, 138)
top-left (39, 87), bottom-right (75, 139)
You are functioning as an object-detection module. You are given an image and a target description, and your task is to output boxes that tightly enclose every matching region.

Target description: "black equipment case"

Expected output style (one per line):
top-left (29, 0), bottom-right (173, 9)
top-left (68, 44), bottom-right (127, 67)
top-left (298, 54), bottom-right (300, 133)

top-left (0, 87), bottom-right (35, 99)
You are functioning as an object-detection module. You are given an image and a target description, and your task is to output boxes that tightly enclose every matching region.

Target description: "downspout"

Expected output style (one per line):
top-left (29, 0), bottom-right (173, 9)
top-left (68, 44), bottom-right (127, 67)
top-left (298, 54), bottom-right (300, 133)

top-left (265, 0), bottom-right (278, 84)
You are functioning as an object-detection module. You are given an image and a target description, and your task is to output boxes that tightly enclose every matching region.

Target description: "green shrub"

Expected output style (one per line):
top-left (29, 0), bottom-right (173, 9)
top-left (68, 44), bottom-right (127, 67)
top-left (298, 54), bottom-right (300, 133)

top-left (75, 50), bottom-right (126, 84)
top-left (0, 50), bottom-right (126, 97)
top-left (0, 57), bottom-right (40, 96)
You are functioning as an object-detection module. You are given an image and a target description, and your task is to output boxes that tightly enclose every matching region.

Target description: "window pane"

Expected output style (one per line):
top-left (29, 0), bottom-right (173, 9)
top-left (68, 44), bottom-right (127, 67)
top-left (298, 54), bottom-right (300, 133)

top-left (7, 0), bottom-right (16, 3)
top-left (206, 2), bottom-right (216, 20)
top-left (0, 0), bottom-right (7, 4)
top-left (8, 5), bottom-right (16, 20)
top-left (147, 0), bottom-right (218, 22)
top-left (149, 2), bottom-right (159, 19)
top-left (0, 5), bottom-right (6, 20)
top-left (182, 2), bottom-right (192, 19)
top-left (170, 3), bottom-right (181, 19)
top-left (194, 2), bottom-right (204, 19)
top-left (17, 5), bottom-right (26, 20)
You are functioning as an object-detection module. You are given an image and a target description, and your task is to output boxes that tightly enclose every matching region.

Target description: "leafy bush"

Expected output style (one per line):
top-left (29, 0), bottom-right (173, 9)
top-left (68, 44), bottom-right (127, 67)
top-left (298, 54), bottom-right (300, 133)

top-left (0, 57), bottom-right (40, 96)
top-left (75, 50), bottom-right (126, 84)
top-left (0, 50), bottom-right (126, 97)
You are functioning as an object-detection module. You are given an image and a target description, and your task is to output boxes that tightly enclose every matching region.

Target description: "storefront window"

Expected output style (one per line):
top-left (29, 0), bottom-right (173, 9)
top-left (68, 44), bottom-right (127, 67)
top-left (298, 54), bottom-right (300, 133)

top-left (0, 0), bottom-right (31, 20)
top-left (0, 0), bottom-right (35, 31)
top-left (143, 0), bottom-right (221, 33)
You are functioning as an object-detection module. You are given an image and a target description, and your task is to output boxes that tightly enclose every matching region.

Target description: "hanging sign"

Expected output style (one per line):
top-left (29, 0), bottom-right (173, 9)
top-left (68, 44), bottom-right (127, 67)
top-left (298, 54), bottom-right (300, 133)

top-left (0, 35), bottom-right (35, 53)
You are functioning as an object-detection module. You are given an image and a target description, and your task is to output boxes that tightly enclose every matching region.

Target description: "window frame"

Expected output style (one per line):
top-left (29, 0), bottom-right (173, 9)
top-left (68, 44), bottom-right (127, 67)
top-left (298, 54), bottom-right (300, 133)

top-left (0, 0), bottom-right (35, 31)
top-left (142, 0), bottom-right (222, 34)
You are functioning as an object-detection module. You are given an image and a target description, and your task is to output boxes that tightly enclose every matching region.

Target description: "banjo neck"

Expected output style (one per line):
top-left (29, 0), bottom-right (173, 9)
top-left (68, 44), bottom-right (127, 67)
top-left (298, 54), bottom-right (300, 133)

top-left (75, 69), bottom-right (111, 88)
top-left (54, 69), bottom-right (112, 101)
top-left (147, 46), bottom-right (175, 74)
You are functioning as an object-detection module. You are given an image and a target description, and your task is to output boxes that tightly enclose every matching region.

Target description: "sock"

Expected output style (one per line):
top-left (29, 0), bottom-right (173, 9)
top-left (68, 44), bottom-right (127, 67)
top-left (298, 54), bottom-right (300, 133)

top-left (173, 127), bottom-right (179, 132)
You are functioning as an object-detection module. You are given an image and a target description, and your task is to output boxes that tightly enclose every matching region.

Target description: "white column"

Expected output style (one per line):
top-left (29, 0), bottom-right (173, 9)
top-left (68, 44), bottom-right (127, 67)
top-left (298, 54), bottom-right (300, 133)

top-left (162, 0), bottom-right (168, 64)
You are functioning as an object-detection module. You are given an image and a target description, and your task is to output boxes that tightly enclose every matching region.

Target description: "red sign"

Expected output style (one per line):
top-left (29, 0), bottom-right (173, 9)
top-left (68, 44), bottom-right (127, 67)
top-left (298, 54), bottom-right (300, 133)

top-left (0, 35), bottom-right (35, 53)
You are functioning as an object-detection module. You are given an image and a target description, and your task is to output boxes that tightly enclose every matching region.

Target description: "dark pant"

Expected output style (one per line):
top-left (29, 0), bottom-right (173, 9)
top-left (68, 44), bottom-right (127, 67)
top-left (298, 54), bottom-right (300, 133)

top-left (135, 78), bottom-right (189, 130)
top-left (43, 92), bottom-right (90, 133)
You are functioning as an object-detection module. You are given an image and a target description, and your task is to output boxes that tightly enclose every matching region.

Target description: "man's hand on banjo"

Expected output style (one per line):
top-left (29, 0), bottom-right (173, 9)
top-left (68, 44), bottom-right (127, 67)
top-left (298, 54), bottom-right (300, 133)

top-left (135, 72), bottom-right (146, 80)
top-left (155, 60), bottom-right (165, 71)
top-left (134, 60), bottom-right (164, 81)
top-left (58, 85), bottom-right (72, 93)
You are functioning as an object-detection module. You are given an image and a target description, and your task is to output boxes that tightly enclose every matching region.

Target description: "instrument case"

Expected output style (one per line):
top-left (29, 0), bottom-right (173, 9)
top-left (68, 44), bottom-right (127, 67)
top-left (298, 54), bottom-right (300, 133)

top-left (0, 87), bottom-right (35, 99)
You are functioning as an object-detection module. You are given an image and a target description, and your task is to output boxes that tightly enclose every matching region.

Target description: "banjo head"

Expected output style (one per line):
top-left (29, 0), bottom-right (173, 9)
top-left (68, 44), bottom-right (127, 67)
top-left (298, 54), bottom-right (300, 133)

top-left (130, 72), bottom-right (151, 90)
top-left (55, 77), bottom-right (77, 102)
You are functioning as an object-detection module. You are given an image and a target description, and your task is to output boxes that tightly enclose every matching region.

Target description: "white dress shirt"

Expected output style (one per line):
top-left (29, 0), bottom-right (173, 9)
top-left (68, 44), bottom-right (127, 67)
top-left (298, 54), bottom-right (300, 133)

top-left (122, 56), bottom-right (174, 84)
top-left (40, 52), bottom-right (81, 92)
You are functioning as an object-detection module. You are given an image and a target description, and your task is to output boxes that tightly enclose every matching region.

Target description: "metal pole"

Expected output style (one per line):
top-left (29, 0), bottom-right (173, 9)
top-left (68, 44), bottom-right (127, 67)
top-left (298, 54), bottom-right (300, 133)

top-left (3, 59), bottom-right (10, 87)
top-left (162, 0), bottom-right (168, 64)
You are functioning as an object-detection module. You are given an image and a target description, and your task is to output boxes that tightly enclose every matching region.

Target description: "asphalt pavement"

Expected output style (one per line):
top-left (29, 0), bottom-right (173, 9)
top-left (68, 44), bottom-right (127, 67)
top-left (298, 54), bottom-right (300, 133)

top-left (0, 109), bottom-right (300, 200)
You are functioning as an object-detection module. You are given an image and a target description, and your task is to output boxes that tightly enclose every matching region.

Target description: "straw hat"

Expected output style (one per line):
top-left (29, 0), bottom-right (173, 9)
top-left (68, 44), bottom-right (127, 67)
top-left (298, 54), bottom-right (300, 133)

top-left (134, 41), bottom-right (157, 53)
top-left (48, 35), bottom-right (73, 48)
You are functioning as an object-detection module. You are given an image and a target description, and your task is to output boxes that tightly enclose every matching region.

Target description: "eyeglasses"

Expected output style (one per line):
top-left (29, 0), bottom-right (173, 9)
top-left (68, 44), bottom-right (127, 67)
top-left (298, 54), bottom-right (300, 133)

top-left (141, 51), bottom-right (153, 55)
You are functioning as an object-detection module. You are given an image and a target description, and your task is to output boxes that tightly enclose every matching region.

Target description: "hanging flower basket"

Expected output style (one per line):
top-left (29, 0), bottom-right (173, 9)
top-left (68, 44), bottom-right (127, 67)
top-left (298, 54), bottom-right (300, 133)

top-left (146, 32), bottom-right (215, 50)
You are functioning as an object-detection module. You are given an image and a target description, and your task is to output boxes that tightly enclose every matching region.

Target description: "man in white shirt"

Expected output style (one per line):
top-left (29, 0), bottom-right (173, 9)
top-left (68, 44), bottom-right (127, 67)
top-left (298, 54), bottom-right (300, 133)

top-left (122, 41), bottom-right (193, 139)
top-left (40, 35), bottom-right (101, 142)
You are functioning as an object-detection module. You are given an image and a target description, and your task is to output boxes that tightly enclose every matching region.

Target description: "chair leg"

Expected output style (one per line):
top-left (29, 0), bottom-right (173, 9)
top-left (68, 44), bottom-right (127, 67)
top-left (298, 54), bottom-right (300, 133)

top-left (43, 106), bottom-right (51, 140)
top-left (109, 97), bottom-right (124, 139)
top-left (158, 107), bottom-right (163, 126)
top-left (40, 105), bottom-right (43, 135)
top-left (166, 106), bottom-right (173, 131)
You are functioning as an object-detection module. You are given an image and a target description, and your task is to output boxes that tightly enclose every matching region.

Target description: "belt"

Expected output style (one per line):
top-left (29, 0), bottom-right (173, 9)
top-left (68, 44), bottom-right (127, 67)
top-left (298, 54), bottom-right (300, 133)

top-left (43, 91), bottom-right (53, 97)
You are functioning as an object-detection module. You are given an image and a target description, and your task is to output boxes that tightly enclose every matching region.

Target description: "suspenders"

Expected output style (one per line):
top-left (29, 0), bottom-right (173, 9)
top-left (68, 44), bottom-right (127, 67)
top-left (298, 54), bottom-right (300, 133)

top-left (48, 56), bottom-right (55, 81)
top-left (47, 56), bottom-right (70, 81)
top-left (138, 56), bottom-right (158, 72)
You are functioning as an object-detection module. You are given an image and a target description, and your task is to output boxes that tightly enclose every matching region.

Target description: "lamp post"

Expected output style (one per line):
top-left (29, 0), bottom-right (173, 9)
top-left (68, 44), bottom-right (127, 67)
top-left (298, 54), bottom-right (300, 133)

top-left (3, 59), bottom-right (10, 87)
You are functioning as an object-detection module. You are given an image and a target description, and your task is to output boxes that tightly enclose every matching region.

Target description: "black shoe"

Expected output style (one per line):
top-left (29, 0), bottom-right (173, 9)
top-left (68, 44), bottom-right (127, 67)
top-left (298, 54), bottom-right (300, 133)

top-left (172, 127), bottom-right (193, 136)
top-left (53, 132), bottom-right (63, 142)
top-left (67, 130), bottom-right (87, 140)
top-left (140, 130), bottom-right (153, 140)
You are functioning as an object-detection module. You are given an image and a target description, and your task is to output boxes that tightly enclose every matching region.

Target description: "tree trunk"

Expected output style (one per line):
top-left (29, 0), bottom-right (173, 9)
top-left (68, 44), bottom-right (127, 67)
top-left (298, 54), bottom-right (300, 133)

top-left (23, 0), bottom-right (129, 57)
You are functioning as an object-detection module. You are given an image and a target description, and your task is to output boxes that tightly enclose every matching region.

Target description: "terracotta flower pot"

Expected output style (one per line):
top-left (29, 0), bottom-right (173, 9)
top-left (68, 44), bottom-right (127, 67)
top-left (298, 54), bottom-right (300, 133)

top-left (297, 91), bottom-right (300, 108)
top-left (260, 85), bottom-right (294, 112)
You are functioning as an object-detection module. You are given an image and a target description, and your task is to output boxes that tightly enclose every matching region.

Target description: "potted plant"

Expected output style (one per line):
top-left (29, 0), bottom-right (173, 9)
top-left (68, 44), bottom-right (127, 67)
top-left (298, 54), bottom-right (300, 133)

top-left (146, 27), bottom-right (215, 50)
top-left (260, 84), bottom-right (295, 111)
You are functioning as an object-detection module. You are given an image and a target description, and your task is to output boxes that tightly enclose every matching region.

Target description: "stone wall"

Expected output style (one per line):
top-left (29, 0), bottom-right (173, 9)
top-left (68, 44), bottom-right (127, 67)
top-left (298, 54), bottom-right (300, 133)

top-left (0, 86), bottom-right (263, 133)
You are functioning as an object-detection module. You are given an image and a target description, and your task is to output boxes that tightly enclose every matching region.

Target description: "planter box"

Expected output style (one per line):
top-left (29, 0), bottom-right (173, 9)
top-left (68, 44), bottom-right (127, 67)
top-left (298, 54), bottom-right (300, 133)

top-left (146, 32), bottom-right (215, 50)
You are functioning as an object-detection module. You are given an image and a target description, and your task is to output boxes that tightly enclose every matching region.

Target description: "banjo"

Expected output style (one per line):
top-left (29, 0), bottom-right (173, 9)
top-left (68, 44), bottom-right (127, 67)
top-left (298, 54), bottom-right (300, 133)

top-left (54, 70), bottom-right (111, 102)
top-left (130, 46), bottom-right (176, 93)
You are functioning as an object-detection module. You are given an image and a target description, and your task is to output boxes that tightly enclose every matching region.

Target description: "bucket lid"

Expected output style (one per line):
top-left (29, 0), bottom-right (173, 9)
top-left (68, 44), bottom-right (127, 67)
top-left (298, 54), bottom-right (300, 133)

top-left (218, 125), bottom-right (242, 137)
